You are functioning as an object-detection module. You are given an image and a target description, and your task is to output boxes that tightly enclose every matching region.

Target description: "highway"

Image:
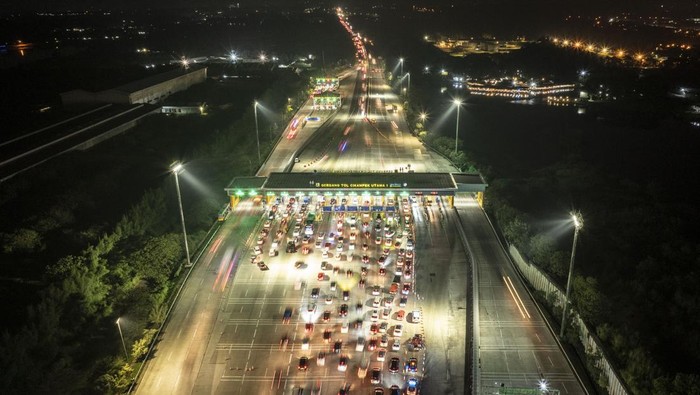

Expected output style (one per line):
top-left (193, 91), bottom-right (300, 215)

top-left (454, 195), bottom-right (587, 394)
top-left (134, 9), bottom-right (588, 395)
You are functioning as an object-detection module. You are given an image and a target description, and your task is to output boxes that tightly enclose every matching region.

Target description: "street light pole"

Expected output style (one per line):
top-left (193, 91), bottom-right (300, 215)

top-left (560, 212), bottom-right (583, 339)
top-left (399, 58), bottom-right (404, 78)
top-left (254, 101), bottom-right (261, 163)
top-left (171, 163), bottom-right (191, 267)
top-left (453, 99), bottom-right (462, 155)
top-left (116, 318), bottom-right (128, 359)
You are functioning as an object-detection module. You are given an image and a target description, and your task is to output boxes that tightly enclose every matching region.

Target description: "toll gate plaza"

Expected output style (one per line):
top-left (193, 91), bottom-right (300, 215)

top-left (225, 172), bottom-right (487, 210)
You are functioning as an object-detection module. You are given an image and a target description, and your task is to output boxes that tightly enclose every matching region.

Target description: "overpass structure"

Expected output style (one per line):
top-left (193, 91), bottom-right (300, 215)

top-left (225, 171), bottom-right (487, 209)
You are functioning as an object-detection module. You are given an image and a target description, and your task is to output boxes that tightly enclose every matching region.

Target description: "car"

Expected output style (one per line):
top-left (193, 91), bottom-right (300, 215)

top-left (375, 236), bottom-right (382, 245)
top-left (378, 256), bottom-right (386, 265)
top-left (321, 261), bottom-right (331, 270)
top-left (330, 281), bottom-right (337, 291)
top-left (317, 272), bottom-right (325, 281)
top-left (392, 339), bottom-right (401, 351)
top-left (361, 266), bottom-right (369, 277)
top-left (368, 338), bottom-right (377, 351)
top-left (380, 335), bottom-right (389, 347)
top-left (362, 243), bottom-right (369, 251)
top-left (307, 303), bottom-right (316, 313)
top-left (346, 269), bottom-right (353, 277)
top-left (333, 340), bottom-right (343, 354)
top-left (379, 267), bottom-right (386, 276)
top-left (356, 337), bottom-right (366, 352)
top-left (269, 249), bottom-right (278, 257)
top-left (406, 378), bottom-right (419, 394)
top-left (301, 246), bottom-right (311, 255)
top-left (362, 255), bottom-right (370, 264)
top-left (323, 330), bottom-right (332, 342)
top-left (384, 297), bottom-right (394, 307)
top-left (254, 246), bottom-right (262, 255)
top-left (371, 310), bottom-right (379, 321)
top-left (342, 290), bottom-right (350, 301)
top-left (397, 310), bottom-right (405, 321)
top-left (389, 357), bottom-right (400, 373)
top-left (339, 304), bottom-right (348, 317)
top-left (283, 308), bottom-right (293, 323)
top-left (384, 238), bottom-right (393, 247)
top-left (377, 348), bottom-right (387, 361)
top-left (323, 310), bottom-right (331, 322)
top-left (389, 385), bottom-right (401, 395)
top-left (341, 321), bottom-right (349, 333)
top-left (374, 388), bottom-right (384, 395)
top-left (371, 286), bottom-right (381, 296)
top-left (352, 318), bottom-right (363, 329)
top-left (305, 323), bottom-right (314, 333)
top-left (311, 288), bottom-right (320, 298)
top-left (325, 295), bottom-right (334, 305)
top-left (372, 297), bottom-right (381, 308)
top-left (301, 337), bottom-right (310, 350)
top-left (370, 323), bottom-right (379, 334)
top-left (358, 364), bottom-right (368, 379)
top-left (399, 296), bottom-right (408, 307)
top-left (315, 240), bottom-right (323, 248)
top-left (402, 283), bottom-right (411, 295)
top-left (336, 244), bottom-right (344, 253)
top-left (317, 352), bottom-right (326, 366)
top-left (393, 324), bottom-right (403, 337)
top-left (280, 335), bottom-right (289, 349)
top-left (348, 242), bottom-right (355, 251)
top-left (257, 261), bottom-right (269, 271)
top-left (386, 229), bottom-right (395, 238)
top-left (379, 322), bottom-right (388, 333)
top-left (358, 279), bottom-right (366, 288)
top-left (256, 237), bottom-right (265, 245)
top-left (406, 357), bottom-right (418, 373)
top-left (412, 310), bottom-right (422, 323)
top-left (370, 368), bottom-right (381, 384)
top-left (338, 355), bottom-right (348, 372)
top-left (317, 232), bottom-right (325, 240)
top-left (356, 302), bottom-right (364, 313)
top-left (382, 308), bottom-right (391, 320)
top-left (298, 356), bottom-right (309, 371)
top-left (406, 250), bottom-right (414, 259)
top-left (322, 251), bottom-right (330, 259)
top-left (404, 269), bottom-right (412, 279)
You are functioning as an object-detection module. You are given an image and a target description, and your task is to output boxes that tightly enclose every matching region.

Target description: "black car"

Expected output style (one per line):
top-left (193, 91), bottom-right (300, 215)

top-left (298, 356), bottom-right (309, 371)
top-left (333, 340), bottom-right (343, 353)
top-left (339, 304), bottom-right (348, 317)
top-left (311, 288), bottom-right (320, 298)
top-left (370, 368), bottom-right (381, 384)
top-left (389, 357), bottom-right (400, 373)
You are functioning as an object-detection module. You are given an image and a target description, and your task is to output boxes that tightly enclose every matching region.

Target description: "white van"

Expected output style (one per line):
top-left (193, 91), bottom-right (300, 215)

top-left (412, 310), bottom-right (421, 323)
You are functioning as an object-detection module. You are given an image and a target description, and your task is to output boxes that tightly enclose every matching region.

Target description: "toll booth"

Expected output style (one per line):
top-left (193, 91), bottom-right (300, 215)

top-left (225, 172), bottom-right (487, 210)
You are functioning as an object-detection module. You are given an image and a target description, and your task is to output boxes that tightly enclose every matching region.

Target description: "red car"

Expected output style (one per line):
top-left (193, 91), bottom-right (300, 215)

top-left (318, 272), bottom-right (325, 281)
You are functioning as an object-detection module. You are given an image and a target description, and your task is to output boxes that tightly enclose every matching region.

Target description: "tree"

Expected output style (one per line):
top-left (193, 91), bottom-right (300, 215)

top-left (1, 228), bottom-right (43, 253)
top-left (572, 276), bottom-right (604, 325)
top-left (129, 234), bottom-right (183, 289)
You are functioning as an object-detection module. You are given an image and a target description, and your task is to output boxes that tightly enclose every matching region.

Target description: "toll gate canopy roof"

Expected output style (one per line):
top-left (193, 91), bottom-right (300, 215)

top-left (226, 172), bottom-right (487, 195)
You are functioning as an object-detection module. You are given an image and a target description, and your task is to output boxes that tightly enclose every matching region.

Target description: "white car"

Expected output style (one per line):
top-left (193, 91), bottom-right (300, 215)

top-left (348, 243), bottom-right (355, 251)
top-left (393, 324), bottom-right (403, 337)
top-left (377, 349), bottom-right (387, 362)
top-left (341, 321), bottom-right (349, 333)
top-left (371, 286), bottom-right (381, 296)
top-left (370, 310), bottom-right (379, 322)
top-left (392, 339), bottom-right (401, 351)
top-left (372, 297), bottom-right (381, 308)
top-left (301, 337), bottom-right (310, 350)
top-left (322, 251), bottom-right (330, 259)
top-left (317, 232), bottom-right (326, 241)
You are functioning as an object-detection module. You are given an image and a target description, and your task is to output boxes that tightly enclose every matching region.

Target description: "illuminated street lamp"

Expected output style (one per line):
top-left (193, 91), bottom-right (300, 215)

top-left (399, 57), bottom-right (404, 77)
top-left (452, 98), bottom-right (463, 155)
top-left (404, 72), bottom-right (411, 95)
top-left (229, 51), bottom-right (238, 62)
top-left (560, 211), bottom-right (584, 339)
top-left (116, 318), bottom-right (128, 359)
top-left (171, 163), bottom-right (191, 267)
top-left (254, 101), bottom-right (261, 163)
top-left (419, 112), bottom-right (427, 122)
